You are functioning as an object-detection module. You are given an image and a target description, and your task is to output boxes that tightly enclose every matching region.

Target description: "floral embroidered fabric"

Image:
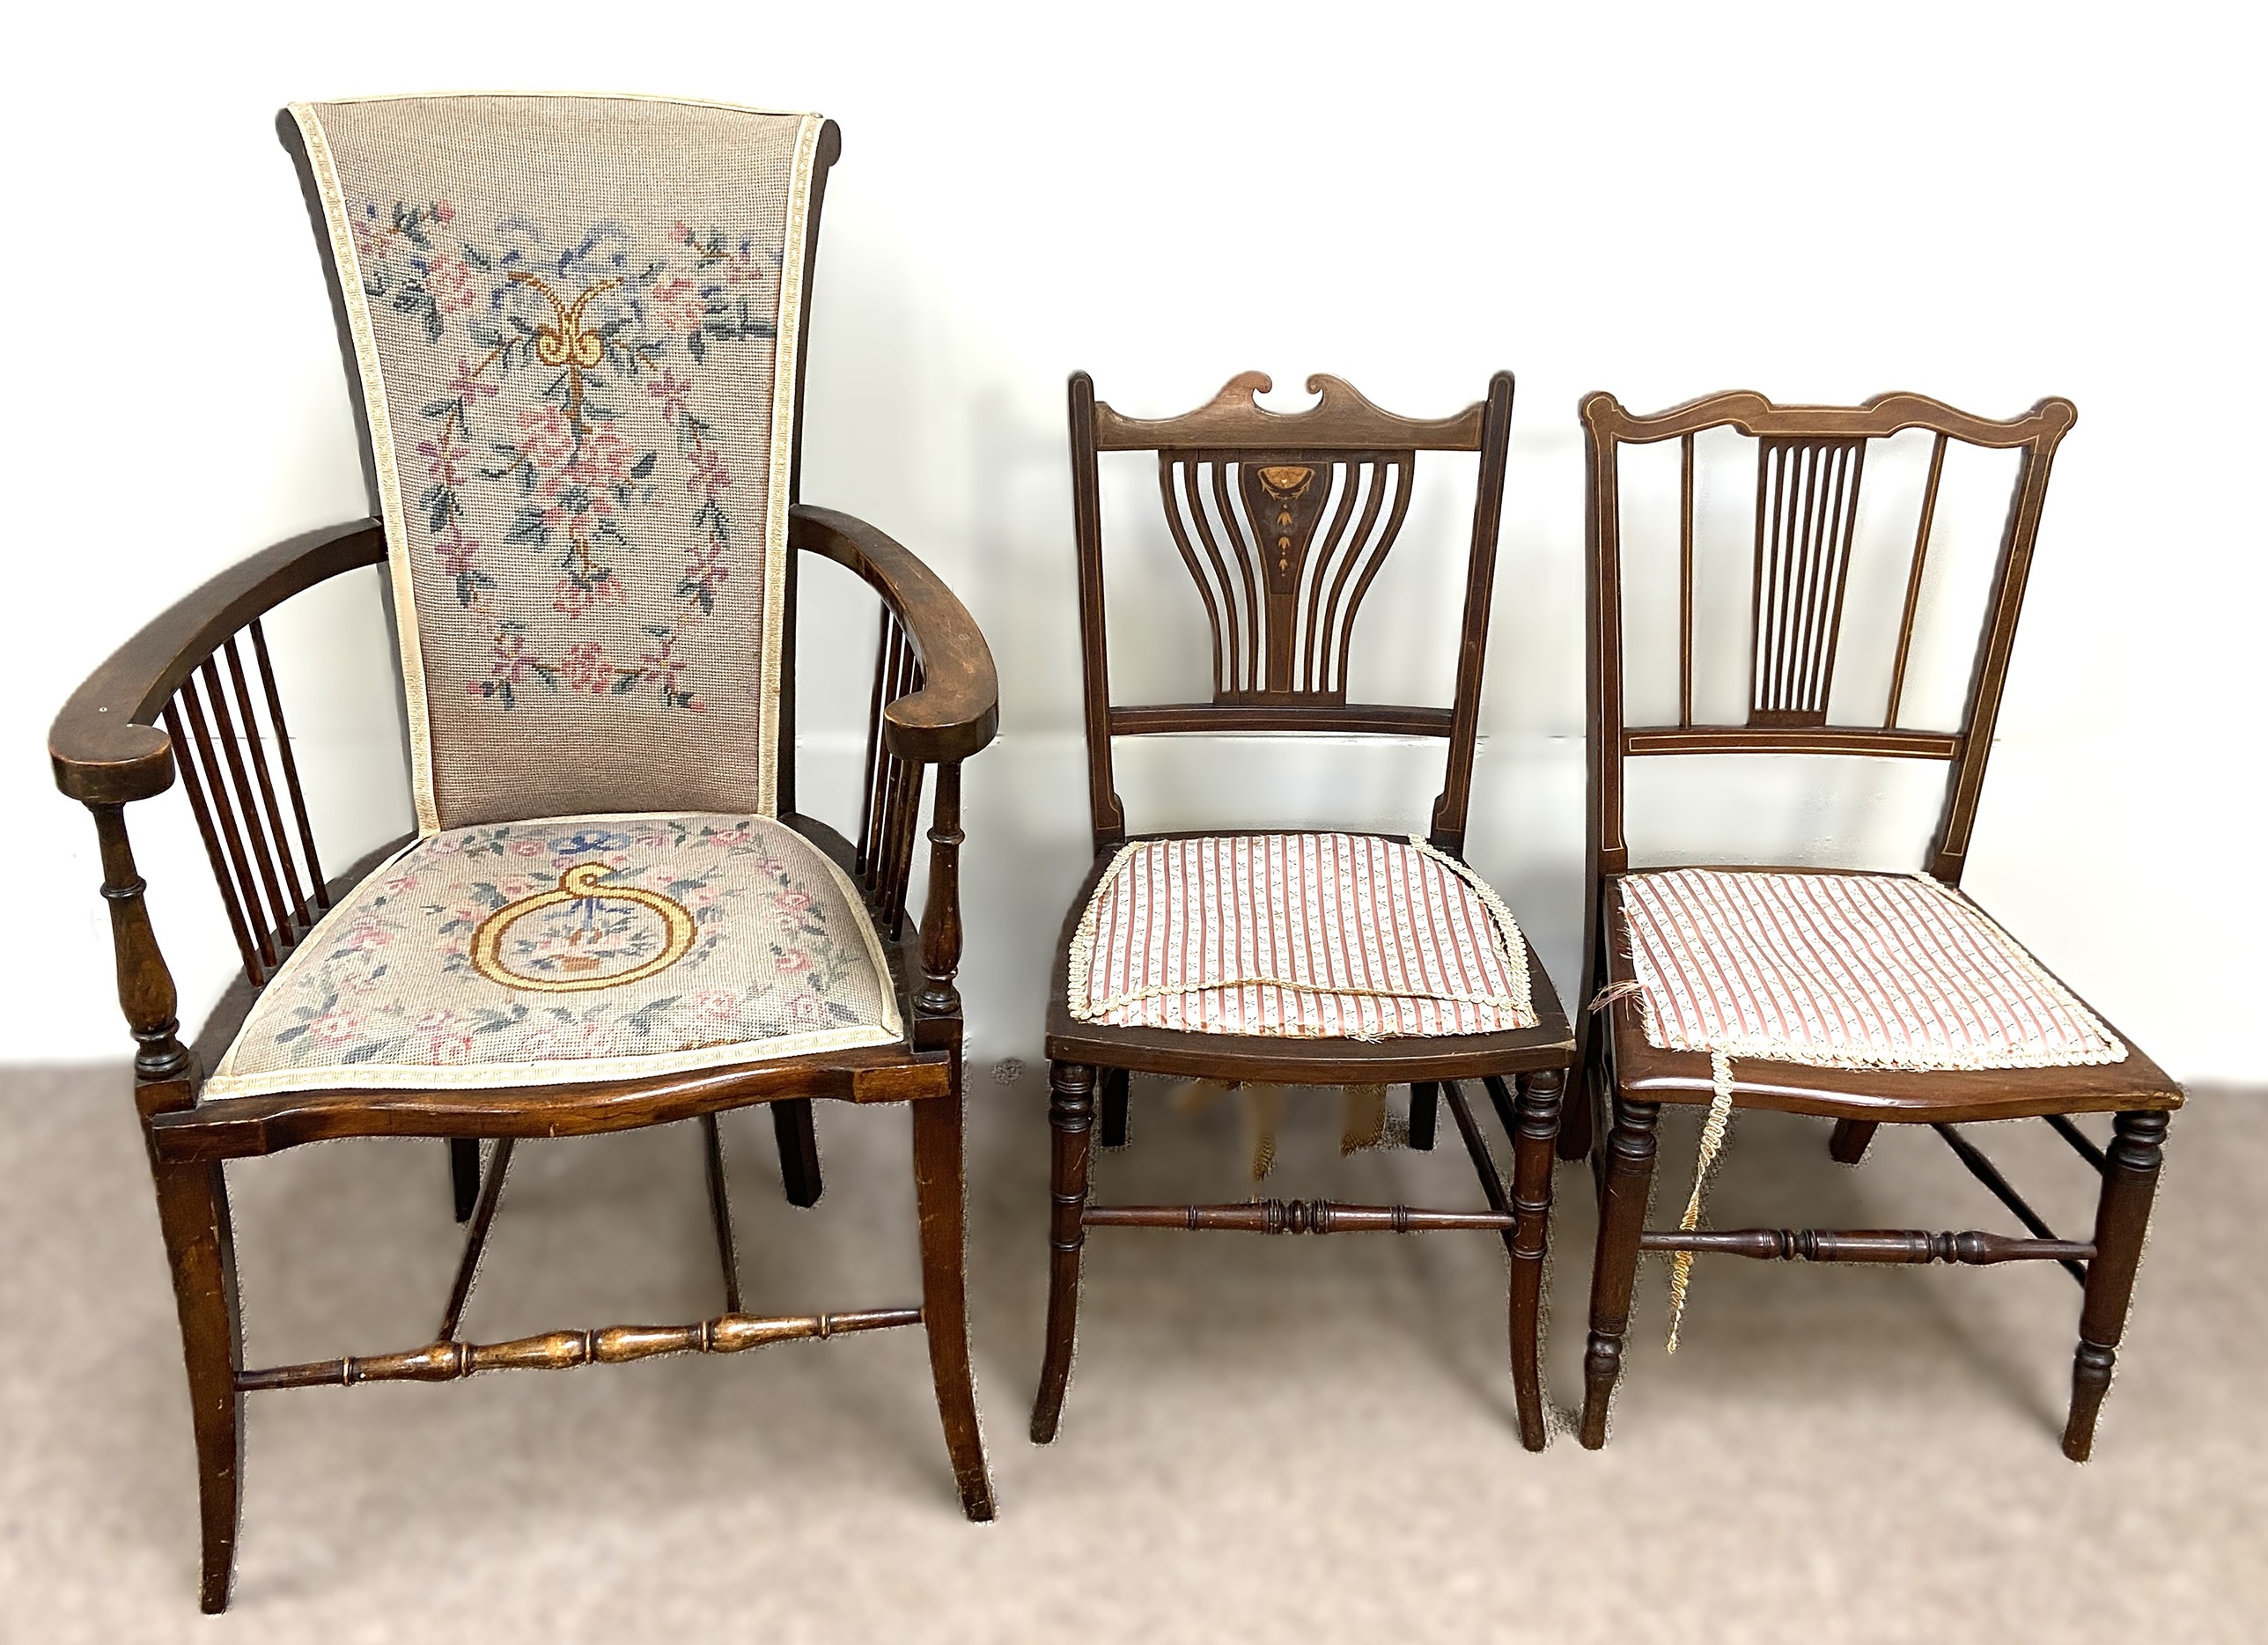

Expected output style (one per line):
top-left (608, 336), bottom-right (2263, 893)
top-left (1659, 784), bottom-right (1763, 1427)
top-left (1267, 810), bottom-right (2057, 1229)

top-left (1067, 832), bottom-right (1536, 1041)
top-left (203, 814), bottom-right (900, 1099)
top-left (297, 96), bottom-right (823, 830)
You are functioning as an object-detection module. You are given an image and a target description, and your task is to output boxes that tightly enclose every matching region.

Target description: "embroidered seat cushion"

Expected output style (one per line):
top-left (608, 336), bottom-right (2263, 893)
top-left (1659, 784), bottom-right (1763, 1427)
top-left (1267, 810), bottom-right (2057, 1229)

top-left (291, 95), bottom-right (827, 832)
top-left (203, 815), bottom-right (899, 1099)
top-left (1067, 832), bottom-right (1535, 1040)
top-left (1615, 868), bottom-right (2125, 1075)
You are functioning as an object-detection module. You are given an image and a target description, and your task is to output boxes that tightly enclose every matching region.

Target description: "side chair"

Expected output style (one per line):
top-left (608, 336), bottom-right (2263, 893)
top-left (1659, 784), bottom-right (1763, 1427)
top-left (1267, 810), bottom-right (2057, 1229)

top-left (49, 94), bottom-right (998, 1612)
top-left (1570, 389), bottom-right (2181, 1457)
top-left (1031, 370), bottom-right (1579, 1454)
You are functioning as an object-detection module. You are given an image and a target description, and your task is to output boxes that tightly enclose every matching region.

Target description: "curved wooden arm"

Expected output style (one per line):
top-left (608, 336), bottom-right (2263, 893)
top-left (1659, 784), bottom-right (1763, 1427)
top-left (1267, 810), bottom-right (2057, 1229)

top-left (50, 521), bottom-right (387, 806)
top-left (791, 505), bottom-right (998, 765)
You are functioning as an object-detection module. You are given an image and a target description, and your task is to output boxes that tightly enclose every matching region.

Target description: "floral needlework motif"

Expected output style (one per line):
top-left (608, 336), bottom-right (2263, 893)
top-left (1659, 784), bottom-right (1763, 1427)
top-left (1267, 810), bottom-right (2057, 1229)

top-left (354, 203), bottom-right (785, 712)
top-left (202, 815), bottom-right (901, 1098)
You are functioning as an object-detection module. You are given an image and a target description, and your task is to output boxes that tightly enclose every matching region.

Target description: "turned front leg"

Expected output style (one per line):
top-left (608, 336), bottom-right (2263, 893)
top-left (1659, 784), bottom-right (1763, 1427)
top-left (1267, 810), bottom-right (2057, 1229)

top-left (2063, 1109), bottom-right (2170, 1460)
top-left (1580, 1095), bottom-right (1660, 1449)
top-left (1031, 1061), bottom-right (1096, 1442)
top-left (1507, 1069), bottom-right (1565, 1451)
top-left (91, 803), bottom-right (243, 1611)
top-left (915, 762), bottom-right (966, 1025)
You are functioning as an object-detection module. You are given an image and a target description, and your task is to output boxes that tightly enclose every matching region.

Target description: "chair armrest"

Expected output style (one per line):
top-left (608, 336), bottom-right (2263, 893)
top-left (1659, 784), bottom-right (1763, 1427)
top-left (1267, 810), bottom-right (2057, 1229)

top-left (790, 504), bottom-right (999, 766)
top-left (51, 521), bottom-right (387, 806)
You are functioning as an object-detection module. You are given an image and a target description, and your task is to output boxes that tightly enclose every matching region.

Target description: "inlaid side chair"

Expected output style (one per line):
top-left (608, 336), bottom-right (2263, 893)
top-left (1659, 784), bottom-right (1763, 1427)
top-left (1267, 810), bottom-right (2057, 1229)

top-left (1031, 371), bottom-right (1578, 1453)
top-left (1571, 389), bottom-right (2181, 1457)
top-left (48, 95), bottom-right (998, 1612)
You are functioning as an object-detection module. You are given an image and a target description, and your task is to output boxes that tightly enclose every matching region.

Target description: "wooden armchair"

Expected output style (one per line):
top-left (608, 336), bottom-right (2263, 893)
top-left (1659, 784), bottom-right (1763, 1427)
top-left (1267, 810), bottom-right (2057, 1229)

top-left (48, 95), bottom-right (997, 1613)
top-left (1031, 371), bottom-right (1578, 1454)
top-left (1572, 389), bottom-right (2181, 1456)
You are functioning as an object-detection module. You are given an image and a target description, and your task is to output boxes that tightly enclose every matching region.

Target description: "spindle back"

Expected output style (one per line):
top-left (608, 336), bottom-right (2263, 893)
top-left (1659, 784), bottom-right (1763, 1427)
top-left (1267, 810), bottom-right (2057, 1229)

top-left (1582, 389), bottom-right (2077, 890)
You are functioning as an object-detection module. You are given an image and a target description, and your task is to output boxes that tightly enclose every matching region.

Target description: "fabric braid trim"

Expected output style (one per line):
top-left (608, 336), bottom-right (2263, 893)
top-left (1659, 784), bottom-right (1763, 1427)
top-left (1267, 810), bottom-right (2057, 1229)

top-left (1064, 834), bottom-right (1534, 1029)
top-left (1665, 1051), bottom-right (1734, 1354)
top-left (754, 113), bottom-right (825, 819)
top-left (292, 100), bottom-right (439, 837)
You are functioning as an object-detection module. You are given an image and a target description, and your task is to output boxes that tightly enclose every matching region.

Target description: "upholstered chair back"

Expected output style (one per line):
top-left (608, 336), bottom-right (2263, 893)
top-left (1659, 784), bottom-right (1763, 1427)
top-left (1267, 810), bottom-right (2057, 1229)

top-left (285, 94), bottom-right (831, 832)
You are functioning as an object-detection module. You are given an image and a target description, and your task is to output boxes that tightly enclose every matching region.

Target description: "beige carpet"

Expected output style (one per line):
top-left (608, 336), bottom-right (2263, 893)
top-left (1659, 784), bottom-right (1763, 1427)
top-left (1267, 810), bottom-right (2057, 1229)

top-left (2, 1064), bottom-right (2261, 1643)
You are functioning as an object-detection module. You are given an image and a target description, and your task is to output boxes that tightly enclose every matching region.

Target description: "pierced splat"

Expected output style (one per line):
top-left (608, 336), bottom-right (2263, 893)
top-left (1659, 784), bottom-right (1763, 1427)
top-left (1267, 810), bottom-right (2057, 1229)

top-left (1160, 451), bottom-right (1414, 701)
top-left (1749, 437), bottom-right (1867, 727)
top-left (1070, 368), bottom-right (1515, 854)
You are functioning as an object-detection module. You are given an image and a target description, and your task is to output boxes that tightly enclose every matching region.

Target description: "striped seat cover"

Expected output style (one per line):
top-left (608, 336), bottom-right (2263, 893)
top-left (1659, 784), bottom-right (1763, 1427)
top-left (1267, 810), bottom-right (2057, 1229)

top-left (1616, 868), bottom-right (2124, 1075)
top-left (1068, 832), bottom-right (1535, 1041)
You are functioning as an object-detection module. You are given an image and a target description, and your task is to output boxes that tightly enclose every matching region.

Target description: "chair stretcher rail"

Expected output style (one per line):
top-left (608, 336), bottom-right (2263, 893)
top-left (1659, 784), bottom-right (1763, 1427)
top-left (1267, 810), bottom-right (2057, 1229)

top-left (1083, 1200), bottom-right (1519, 1233)
top-left (236, 1306), bottom-right (922, 1391)
top-left (1636, 1228), bottom-right (2093, 1265)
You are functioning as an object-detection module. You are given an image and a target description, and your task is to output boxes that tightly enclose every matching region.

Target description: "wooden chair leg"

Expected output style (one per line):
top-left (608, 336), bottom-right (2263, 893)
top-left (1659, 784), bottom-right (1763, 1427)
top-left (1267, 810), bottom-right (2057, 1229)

top-left (149, 1154), bottom-right (246, 1613)
top-left (699, 1115), bottom-right (742, 1314)
top-left (1506, 1069), bottom-right (1565, 1450)
top-left (770, 1097), bottom-right (823, 1208)
top-left (1408, 1081), bottom-right (1440, 1150)
top-left (2062, 1109), bottom-right (2170, 1461)
top-left (1829, 1118), bottom-right (1877, 1165)
top-left (1031, 1060), bottom-right (1095, 1443)
top-left (1099, 1067), bottom-right (1130, 1148)
top-left (1580, 1094), bottom-right (1660, 1450)
top-left (449, 1138), bottom-right (482, 1222)
top-left (1557, 1065), bottom-right (1596, 1162)
top-left (909, 1088), bottom-right (996, 1519)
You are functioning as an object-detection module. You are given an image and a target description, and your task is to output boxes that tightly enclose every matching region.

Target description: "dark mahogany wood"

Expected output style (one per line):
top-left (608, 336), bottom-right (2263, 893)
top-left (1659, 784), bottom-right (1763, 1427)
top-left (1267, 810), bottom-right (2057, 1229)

top-left (2064, 1109), bottom-right (2168, 1459)
top-left (770, 1099), bottom-right (824, 1208)
top-left (438, 1136), bottom-right (514, 1341)
top-left (49, 114), bottom-right (1003, 1612)
top-left (1827, 1118), bottom-right (1875, 1166)
top-left (449, 1138), bottom-right (482, 1221)
top-left (1034, 371), bottom-right (1576, 1457)
top-left (1408, 1081), bottom-right (1440, 1150)
top-left (1636, 1228), bottom-right (2093, 1265)
top-left (1579, 1095), bottom-right (1658, 1450)
top-left (1031, 1059), bottom-right (1095, 1445)
top-left (1098, 1067), bottom-right (1130, 1148)
top-left (1574, 387), bottom-right (2183, 1459)
top-left (699, 1113), bottom-right (744, 1311)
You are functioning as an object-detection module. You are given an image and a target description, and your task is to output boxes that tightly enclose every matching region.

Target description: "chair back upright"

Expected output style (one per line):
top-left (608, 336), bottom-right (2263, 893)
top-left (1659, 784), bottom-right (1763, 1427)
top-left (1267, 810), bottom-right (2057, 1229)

top-left (1579, 388), bottom-right (2080, 1014)
top-left (1069, 370), bottom-right (1517, 858)
top-left (283, 94), bottom-right (840, 835)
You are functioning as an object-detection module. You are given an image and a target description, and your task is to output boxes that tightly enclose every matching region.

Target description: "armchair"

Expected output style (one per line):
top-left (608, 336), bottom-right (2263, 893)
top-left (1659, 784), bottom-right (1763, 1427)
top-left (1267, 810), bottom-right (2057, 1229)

top-left (50, 94), bottom-right (998, 1613)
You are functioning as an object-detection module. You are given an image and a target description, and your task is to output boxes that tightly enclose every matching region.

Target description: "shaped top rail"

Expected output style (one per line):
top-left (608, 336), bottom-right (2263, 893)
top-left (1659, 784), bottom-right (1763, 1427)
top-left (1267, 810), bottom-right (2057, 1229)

top-left (1094, 372), bottom-right (1491, 453)
top-left (1581, 388), bottom-right (2076, 451)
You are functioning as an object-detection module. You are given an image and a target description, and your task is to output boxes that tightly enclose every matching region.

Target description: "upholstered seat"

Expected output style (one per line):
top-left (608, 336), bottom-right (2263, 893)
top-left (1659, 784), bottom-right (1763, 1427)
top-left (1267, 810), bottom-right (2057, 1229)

top-left (51, 96), bottom-right (1001, 1612)
top-left (203, 814), bottom-right (899, 1098)
top-left (1066, 831), bottom-right (1537, 1040)
top-left (1613, 867), bottom-right (2124, 1080)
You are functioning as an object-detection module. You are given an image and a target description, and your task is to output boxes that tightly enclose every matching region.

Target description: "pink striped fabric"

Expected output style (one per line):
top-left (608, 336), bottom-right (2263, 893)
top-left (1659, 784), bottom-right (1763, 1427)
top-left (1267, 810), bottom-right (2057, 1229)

top-left (1617, 869), bottom-right (2124, 1072)
top-left (1069, 833), bottom-right (1535, 1040)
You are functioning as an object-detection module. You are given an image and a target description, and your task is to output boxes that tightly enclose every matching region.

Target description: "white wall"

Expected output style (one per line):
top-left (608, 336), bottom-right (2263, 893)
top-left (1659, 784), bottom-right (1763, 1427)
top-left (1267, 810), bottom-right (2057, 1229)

top-left (6, 2), bottom-right (2261, 1080)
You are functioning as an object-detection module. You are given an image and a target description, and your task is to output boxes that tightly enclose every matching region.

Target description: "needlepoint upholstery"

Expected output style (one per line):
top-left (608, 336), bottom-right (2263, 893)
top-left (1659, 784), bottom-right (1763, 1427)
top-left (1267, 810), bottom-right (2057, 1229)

top-left (1615, 868), bottom-right (2126, 1074)
top-left (1067, 832), bottom-right (1536, 1040)
top-left (203, 814), bottom-right (900, 1100)
top-left (291, 94), bottom-right (826, 832)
